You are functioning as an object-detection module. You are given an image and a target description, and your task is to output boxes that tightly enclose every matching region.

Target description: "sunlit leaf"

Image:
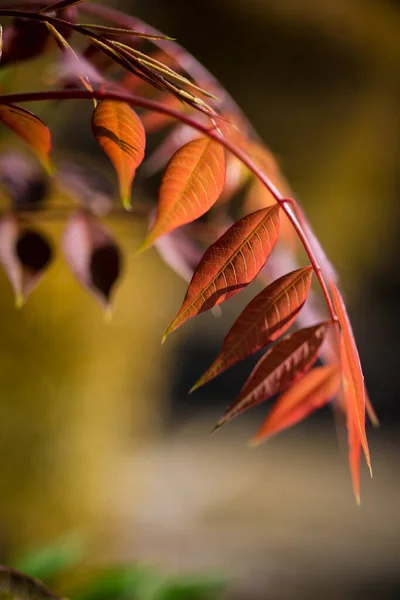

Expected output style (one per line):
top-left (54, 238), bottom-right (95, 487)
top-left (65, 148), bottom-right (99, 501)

top-left (191, 266), bottom-right (313, 391)
top-left (330, 282), bottom-right (371, 476)
top-left (0, 566), bottom-right (61, 600)
top-left (62, 211), bottom-right (122, 309)
top-left (138, 137), bottom-right (225, 251)
top-left (0, 213), bottom-right (53, 305)
top-left (214, 321), bottom-right (331, 431)
top-left (347, 386), bottom-right (362, 505)
top-left (91, 101), bottom-right (145, 209)
top-left (163, 205), bottom-right (281, 340)
top-left (0, 104), bottom-right (52, 171)
top-left (252, 364), bottom-right (341, 444)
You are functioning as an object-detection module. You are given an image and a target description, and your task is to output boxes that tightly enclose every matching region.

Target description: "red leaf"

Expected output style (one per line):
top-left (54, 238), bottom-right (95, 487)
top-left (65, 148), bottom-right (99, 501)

top-left (347, 388), bottom-right (362, 505)
top-left (252, 364), bottom-right (341, 444)
top-left (213, 321), bottom-right (331, 430)
top-left (0, 104), bottom-right (52, 171)
top-left (0, 213), bottom-right (53, 304)
top-left (163, 205), bottom-right (281, 340)
top-left (91, 100), bottom-right (145, 209)
top-left (330, 282), bottom-right (371, 476)
top-left (62, 211), bottom-right (122, 309)
top-left (191, 266), bottom-right (313, 391)
top-left (138, 137), bottom-right (226, 251)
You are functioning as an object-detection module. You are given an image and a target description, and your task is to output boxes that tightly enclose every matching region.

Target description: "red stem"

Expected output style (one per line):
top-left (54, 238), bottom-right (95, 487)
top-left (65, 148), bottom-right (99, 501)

top-left (0, 88), bottom-right (339, 329)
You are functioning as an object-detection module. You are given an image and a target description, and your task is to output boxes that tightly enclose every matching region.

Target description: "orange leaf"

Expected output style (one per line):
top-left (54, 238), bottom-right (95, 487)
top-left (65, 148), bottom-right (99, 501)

top-left (191, 266), bottom-right (313, 391)
top-left (252, 364), bottom-right (341, 444)
top-left (0, 104), bottom-right (52, 171)
top-left (91, 100), bottom-right (145, 209)
top-left (163, 205), bottom-right (280, 340)
top-left (139, 137), bottom-right (225, 251)
top-left (330, 282), bottom-right (371, 476)
top-left (214, 321), bottom-right (331, 430)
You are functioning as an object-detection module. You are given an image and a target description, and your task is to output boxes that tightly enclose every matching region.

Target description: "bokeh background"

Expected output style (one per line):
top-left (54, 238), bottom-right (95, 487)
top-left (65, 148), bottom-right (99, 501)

top-left (0, 0), bottom-right (400, 598)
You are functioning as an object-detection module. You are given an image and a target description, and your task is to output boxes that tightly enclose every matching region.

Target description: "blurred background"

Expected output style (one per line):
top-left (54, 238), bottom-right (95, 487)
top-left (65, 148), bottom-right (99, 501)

top-left (0, 0), bottom-right (400, 598)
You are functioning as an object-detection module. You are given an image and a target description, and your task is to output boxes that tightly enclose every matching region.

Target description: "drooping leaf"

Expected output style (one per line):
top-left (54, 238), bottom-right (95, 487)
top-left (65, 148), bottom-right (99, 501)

top-left (330, 282), bottom-right (371, 475)
top-left (0, 104), bottom-right (52, 171)
top-left (346, 386), bottom-right (362, 505)
top-left (91, 101), bottom-right (145, 209)
top-left (191, 266), bottom-right (313, 391)
top-left (139, 137), bottom-right (226, 251)
top-left (62, 211), bottom-right (122, 308)
top-left (0, 566), bottom-right (61, 600)
top-left (251, 364), bottom-right (341, 444)
top-left (163, 205), bottom-right (281, 340)
top-left (0, 213), bottom-right (53, 305)
top-left (213, 321), bottom-right (331, 431)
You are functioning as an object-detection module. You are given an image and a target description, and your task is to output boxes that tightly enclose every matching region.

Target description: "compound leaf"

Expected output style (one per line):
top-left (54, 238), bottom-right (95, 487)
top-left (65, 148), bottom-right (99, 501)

top-left (0, 104), bottom-right (52, 171)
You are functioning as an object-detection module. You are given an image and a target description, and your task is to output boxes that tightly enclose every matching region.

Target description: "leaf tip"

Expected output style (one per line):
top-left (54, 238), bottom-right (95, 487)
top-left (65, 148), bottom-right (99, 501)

top-left (189, 377), bottom-right (204, 394)
top-left (210, 417), bottom-right (226, 434)
top-left (15, 293), bottom-right (25, 309)
top-left (247, 437), bottom-right (260, 449)
top-left (134, 238), bottom-right (151, 257)
top-left (122, 194), bottom-right (133, 211)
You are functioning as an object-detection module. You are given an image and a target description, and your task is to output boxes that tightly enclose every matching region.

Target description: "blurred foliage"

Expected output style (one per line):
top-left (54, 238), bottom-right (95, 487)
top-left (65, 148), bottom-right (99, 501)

top-left (9, 538), bottom-right (226, 600)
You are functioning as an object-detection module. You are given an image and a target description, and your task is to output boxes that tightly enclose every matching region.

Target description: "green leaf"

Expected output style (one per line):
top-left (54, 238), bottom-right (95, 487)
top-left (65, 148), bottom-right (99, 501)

top-left (12, 536), bottom-right (86, 584)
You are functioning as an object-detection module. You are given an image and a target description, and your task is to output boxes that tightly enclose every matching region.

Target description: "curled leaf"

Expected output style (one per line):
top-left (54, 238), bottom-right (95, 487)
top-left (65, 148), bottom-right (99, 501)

top-left (191, 266), bottom-right (313, 391)
top-left (139, 137), bottom-right (226, 251)
top-left (91, 101), bottom-right (145, 209)
top-left (164, 205), bottom-right (281, 340)
top-left (252, 364), bottom-right (341, 444)
top-left (214, 321), bottom-right (331, 431)
top-left (330, 282), bottom-right (371, 476)
top-left (0, 213), bottom-right (53, 305)
top-left (62, 211), bottom-right (122, 308)
top-left (0, 104), bottom-right (52, 171)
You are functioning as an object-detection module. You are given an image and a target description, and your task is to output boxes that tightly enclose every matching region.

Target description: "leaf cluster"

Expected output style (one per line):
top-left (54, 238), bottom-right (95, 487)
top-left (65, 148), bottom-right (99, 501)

top-left (0, 0), bottom-right (378, 501)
